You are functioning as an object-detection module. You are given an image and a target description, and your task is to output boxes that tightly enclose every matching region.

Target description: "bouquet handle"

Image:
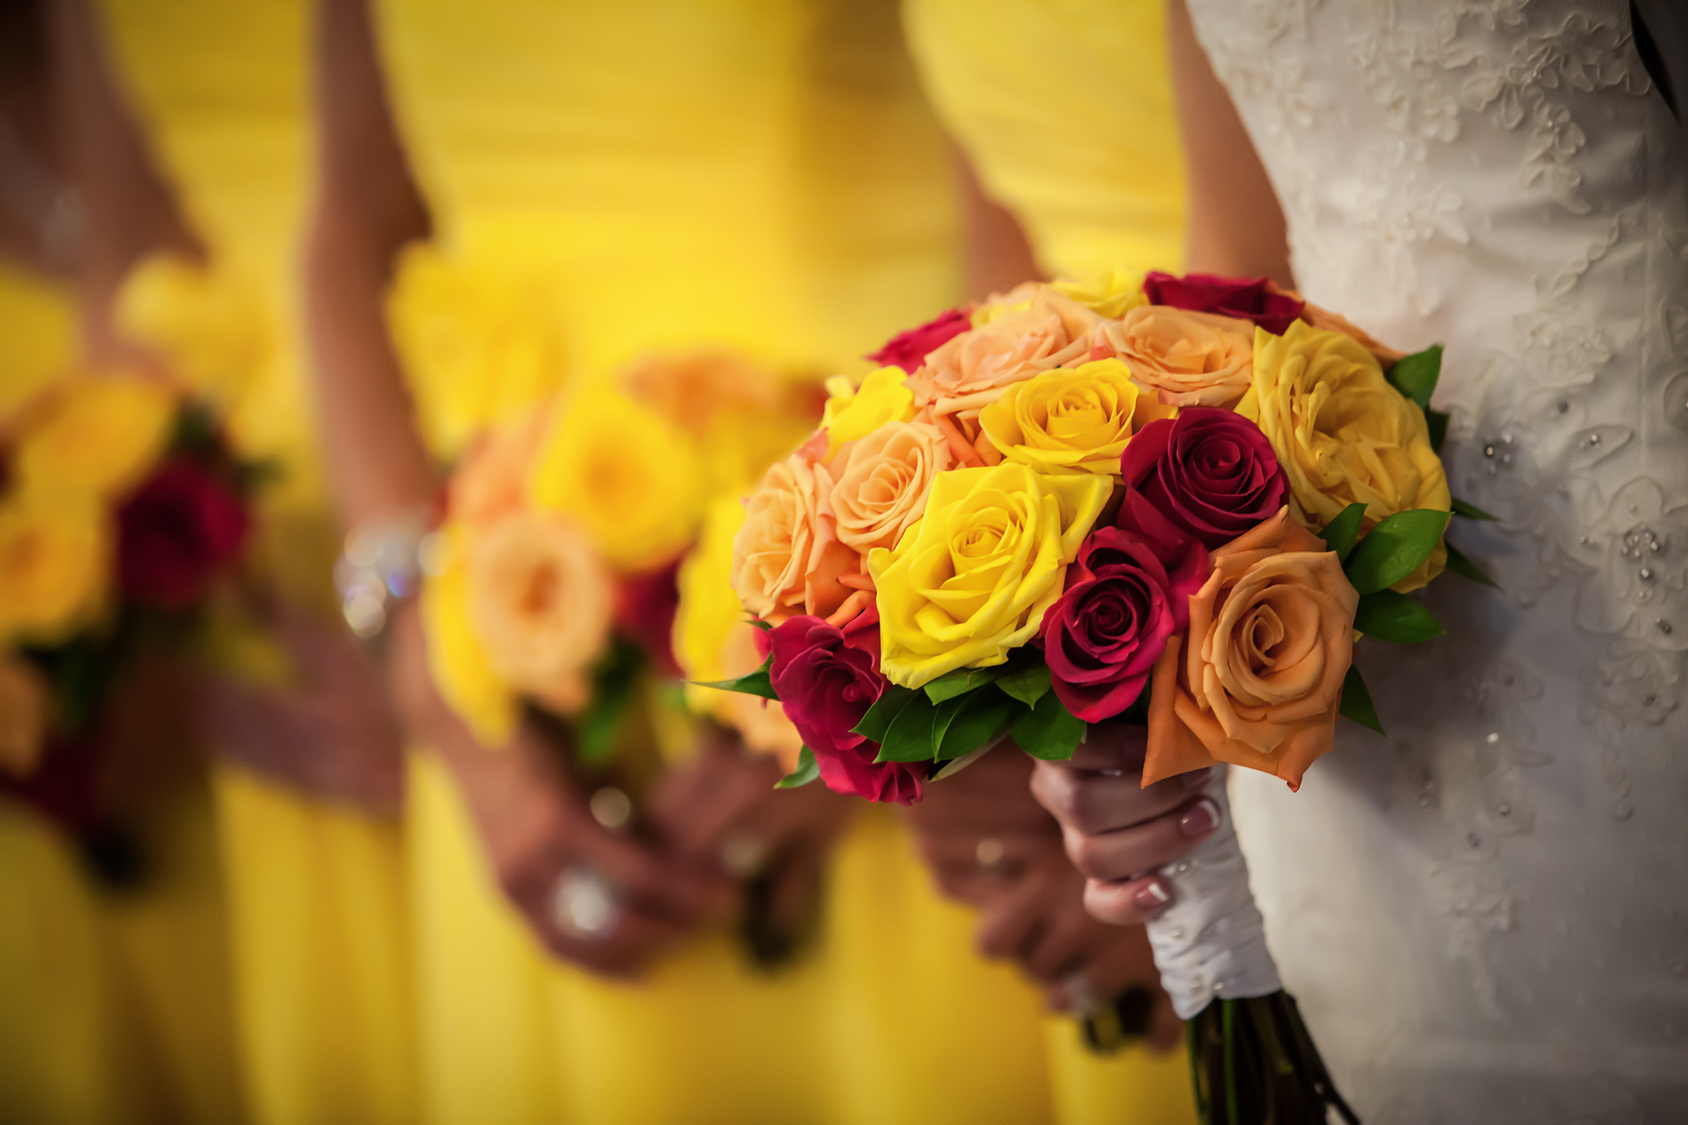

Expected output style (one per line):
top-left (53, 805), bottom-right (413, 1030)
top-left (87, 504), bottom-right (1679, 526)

top-left (1144, 767), bottom-right (1359, 1124)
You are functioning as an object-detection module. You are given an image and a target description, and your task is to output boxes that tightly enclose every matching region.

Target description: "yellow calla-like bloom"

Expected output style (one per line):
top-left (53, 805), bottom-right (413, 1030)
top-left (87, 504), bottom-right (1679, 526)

top-left (115, 254), bottom-right (273, 406)
top-left (1052, 267), bottom-right (1147, 319)
top-left (419, 522), bottom-right (521, 748)
top-left (820, 366), bottom-right (917, 458)
top-left (529, 383), bottom-right (705, 571)
top-left (979, 358), bottom-right (1170, 475)
top-left (0, 490), bottom-right (109, 645)
top-left (386, 244), bottom-right (569, 459)
top-left (1239, 322), bottom-right (1450, 589)
top-left (15, 374), bottom-right (175, 500)
top-left (868, 463), bottom-right (1108, 688)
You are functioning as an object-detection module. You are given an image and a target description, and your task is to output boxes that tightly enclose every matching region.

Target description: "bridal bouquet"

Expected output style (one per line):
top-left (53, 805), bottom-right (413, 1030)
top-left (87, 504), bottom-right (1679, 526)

top-left (421, 352), bottom-right (819, 761)
top-left (701, 271), bottom-right (1490, 1123)
top-left (0, 370), bottom-right (256, 836)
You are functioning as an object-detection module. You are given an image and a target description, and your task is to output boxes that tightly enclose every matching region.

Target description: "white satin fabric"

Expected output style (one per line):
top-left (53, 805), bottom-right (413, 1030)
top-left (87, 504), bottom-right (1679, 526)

top-left (1185, 1), bottom-right (1688, 1120)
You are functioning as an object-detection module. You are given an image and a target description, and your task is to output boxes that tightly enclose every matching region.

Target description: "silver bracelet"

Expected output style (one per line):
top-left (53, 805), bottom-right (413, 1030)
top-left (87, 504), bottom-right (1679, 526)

top-left (334, 506), bottom-right (439, 639)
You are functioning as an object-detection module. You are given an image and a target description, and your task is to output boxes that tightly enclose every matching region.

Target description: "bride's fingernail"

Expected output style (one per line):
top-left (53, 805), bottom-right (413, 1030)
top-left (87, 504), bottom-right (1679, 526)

top-left (1133, 879), bottom-right (1172, 913)
top-left (1179, 797), bottom-right (1221, 837)
top-left (1181, 767), bottom-right (1213, 791)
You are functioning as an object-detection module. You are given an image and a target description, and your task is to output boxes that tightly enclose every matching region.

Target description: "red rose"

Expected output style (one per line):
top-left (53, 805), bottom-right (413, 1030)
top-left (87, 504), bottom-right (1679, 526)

top-left (866, 308), bottom-right (971, 374)
top-left (614, 560), bottom-right (683, 678)
top-left (1119, 408), bottom-right (1289, 550)
top-left (1142, 271), bottom-right (1303, 335)
top-left (767, 609), bottom-right (923, 805)
top-left (116, 460), bottom-right (249, 610)
top-left (1044, 519), bottom-right (1208, 723)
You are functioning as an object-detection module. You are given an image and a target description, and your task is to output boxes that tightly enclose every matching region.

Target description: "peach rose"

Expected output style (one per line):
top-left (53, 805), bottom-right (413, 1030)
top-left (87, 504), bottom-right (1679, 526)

top-left (1144, 508), bottom-right (1358, 791)
top-left (731, 450), bottom-right (861, 625)
top-left (828, 420), bottom-right (951, 553)
top-left (449, 403), bottom-right (549, 530)
top-left (1295, 299), bottom-right (1406, 367)
top-left (1093, 304), bottom-right (1255, 408)
top-left (906, 285), bottom-right (1102, 447)
top-left (466, 510), bottom-right (613, 715)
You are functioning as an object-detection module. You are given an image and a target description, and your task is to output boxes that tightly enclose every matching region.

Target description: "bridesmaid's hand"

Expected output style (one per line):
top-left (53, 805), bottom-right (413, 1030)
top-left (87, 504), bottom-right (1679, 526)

top-left (648, 722), bottom-right (853, 938)
top-left (1029, 722), bottom-right (1219, 926)
top-left (195, 608), bottom-right (406, 815)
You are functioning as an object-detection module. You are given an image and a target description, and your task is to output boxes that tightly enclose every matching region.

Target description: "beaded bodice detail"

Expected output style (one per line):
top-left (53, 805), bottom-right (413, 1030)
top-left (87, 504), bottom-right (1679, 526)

top-left (1186, 2), bottom-right (1688, 1120)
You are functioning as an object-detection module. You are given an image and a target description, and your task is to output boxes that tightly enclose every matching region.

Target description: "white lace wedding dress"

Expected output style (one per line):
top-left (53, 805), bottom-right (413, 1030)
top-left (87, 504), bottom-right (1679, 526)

top-left (1183, 1), bottom-right (1688, 1120)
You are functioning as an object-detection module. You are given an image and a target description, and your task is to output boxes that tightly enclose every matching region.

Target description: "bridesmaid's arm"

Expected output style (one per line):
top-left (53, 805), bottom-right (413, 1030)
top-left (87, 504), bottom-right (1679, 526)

top-left (1165, 0), bottom-right (1293, 288)
top-left (956, 150), bottom-right (1043, 300)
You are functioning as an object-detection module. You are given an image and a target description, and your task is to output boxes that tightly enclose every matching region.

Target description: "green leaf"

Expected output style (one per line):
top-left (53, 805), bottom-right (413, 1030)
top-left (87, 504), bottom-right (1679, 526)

top-left (1353, 590), bottom-right (1445, 643)
top-left (874, 691), bottom-right (940, 762)
top-left (1387, 344), bottom-right (1442, 409)
top-left (1450, 497), bottom-right (1497, 521)
top-left (923, 665), bottom-right (1007, 704)
top-left (691, 654), bottom-right (778, 701)
top-left (1426, 408), bottom-right (1450, 453)
top-left (746, 617), bottom-right (774, 632)
top-left (775, 746), bottom-right (820, 788)
top-left (1344, 508), bottom-right (1450, 594)
top-left (852, 683), bottom-right (920, 742)
top-left (936, 689), bottom-right (1014, 761)
top-left (996, 664), bottom-right (1053, 709)
top-left (1444, 541), bottom-right (1499, 588)
top-left (1319, 502), bottom-right (1368, 564)
top-left (1009, 690), bottom-right (1085, 761)
top-left (1339, 666), bottom-right (1384, 734)
top-left (575, 637), bottom-right (646, 765)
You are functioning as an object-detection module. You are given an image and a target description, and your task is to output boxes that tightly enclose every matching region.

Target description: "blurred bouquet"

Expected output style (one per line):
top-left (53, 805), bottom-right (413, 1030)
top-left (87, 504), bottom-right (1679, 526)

top-left (697, 271), bottom-right (1492, 1123)
top-left (0, 369), bottom-right (258, 834)
top-left (421, 352), bottom-right (821, 762)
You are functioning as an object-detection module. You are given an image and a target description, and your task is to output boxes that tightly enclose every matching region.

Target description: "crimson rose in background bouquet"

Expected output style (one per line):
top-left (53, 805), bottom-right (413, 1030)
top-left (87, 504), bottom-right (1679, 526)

top-left (0, 369), bottom-right (257, 875)
top-left (696, 270), bottom-right (1492, 1124)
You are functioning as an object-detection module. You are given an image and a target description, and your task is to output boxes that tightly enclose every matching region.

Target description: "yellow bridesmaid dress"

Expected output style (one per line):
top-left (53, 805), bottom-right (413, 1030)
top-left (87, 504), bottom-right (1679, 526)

top-left (903, 3), bottom-right (1197, 1122)
top-left (902, 0), bottom-right (1187, 281)
top-left (374, 0), bottom-right (1111, 1121)
top-left (94, 2), bottom-right (417, 1122)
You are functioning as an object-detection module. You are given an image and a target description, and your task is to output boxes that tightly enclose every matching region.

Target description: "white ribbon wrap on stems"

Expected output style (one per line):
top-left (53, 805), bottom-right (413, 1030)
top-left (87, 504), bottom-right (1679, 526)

top-left (1143, 766), bottom-right (1281, 1020)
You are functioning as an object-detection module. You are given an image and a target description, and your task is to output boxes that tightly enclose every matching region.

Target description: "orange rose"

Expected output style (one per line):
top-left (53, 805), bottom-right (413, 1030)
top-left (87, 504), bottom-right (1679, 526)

top-left (449, 403), bottom-right (549, 530)
top-left (828, 420), bottom-right (951, 553)
top-left (1093, 304), bottom-right (1255, 408)
top-left (906, 285), bottom-right (1101, 451)
top-left (731, 450), bottom-right (861, 625)
top-left (466, 510), bottom-right (613, 715)
top-left (1144, 508), bottom-right (1358, 790)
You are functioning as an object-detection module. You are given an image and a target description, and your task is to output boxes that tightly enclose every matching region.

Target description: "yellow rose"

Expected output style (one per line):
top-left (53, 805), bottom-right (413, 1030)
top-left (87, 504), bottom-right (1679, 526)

top-left (16, 374), bottom-right (175, 500)
top-left (868, 463), bottom-right (1109, 688)
top-left (529, 383), bottom-right (705, 571)
top-left (420, 523), bottom-right (520, 746)
top-left (0, 490), bottom-right (109, 644)
top-left (1095, 304), bottom-right (1256, 408)
top-left (465, 510), bottom-right (613, 717)
top-left (820, 366), bottom-right (917, 457)
top-left (1239, 322), bottom-right (1450, 588)
top-left (1052, 268), bottom-right (1147, 319)
top-left (978, 358), bottom-right (1170, 475)
top-left (0, 655), bottom-right (49, 779)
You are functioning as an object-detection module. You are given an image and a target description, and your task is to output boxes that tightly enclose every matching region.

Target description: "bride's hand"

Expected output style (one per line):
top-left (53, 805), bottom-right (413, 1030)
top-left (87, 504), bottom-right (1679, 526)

top-left (1029, 722), bottom-right (1220, 926)
top-left (647, 722), bottom-right (852, 936)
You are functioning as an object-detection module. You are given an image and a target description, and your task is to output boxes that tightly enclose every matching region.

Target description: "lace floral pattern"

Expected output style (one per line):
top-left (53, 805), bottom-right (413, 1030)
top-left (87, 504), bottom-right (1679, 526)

top-left (1188, 0), bottom-right (1688, 1114)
